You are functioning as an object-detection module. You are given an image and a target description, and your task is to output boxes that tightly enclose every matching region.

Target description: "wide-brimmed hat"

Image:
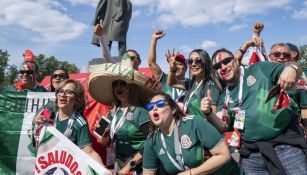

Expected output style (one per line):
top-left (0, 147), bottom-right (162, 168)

top-left (88, 53), bottom-right (160, 105)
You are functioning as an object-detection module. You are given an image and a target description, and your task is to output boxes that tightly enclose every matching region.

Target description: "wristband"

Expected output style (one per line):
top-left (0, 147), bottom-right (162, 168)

top-left (239, 48), bottom-right (246, 54)
top-left (286, 63), bottom-right (302, 78)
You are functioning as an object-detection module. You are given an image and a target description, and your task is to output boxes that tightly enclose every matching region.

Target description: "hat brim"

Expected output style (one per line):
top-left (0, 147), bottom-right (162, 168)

top-left (88, 63), bottom-right (159, 105)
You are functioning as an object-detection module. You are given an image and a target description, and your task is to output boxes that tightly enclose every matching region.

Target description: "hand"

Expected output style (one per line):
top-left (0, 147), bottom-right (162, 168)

top-left (152, 29), bottom-right (165, 40)
top-left (93, 19), bottom-right (104, 36)
top-left (242, 37), bottom-right (263, 50)
top-left (117, 164), bottom-right (131, 175)
top-left (253, 22), bottom-right (264, 37)
top-left (200, 89), bottom-right (212, 114)
top-left (166, 49), bottom-right (179, 72)
top-left (34, 110), bottom-right (51, 127)
top-left (177, 169), bottom-right (192, 175)
top-left (278, 66), bottom-right (297, 89)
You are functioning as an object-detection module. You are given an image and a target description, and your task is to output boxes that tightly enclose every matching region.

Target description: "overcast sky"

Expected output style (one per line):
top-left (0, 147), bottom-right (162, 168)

top-left (1, 0), bottom-right (306, 72)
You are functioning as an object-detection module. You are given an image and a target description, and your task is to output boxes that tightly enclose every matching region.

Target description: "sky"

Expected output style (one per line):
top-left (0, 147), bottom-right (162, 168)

top-left (1, 0), bottom-right (307, 72)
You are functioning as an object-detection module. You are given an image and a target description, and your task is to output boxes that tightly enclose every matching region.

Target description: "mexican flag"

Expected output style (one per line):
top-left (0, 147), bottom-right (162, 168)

top-left (0, 92), bottom-right (56, 174)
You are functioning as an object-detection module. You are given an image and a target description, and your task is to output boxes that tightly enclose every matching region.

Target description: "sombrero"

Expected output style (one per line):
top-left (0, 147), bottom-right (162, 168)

top-left (88, 53), bottom-right (160, 105)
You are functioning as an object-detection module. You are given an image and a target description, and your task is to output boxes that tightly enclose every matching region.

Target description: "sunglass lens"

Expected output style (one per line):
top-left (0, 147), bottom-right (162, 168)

top-left (187, 59), bottom-right (193, 65)
top-left (146, 103), bottom-right (154, 111)
top-left (156, 100), bottom-right (166, 108)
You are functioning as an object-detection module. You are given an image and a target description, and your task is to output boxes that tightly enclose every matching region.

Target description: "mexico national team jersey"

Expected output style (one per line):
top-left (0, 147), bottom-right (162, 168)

top-left (28, 101), bottom-right (92, 155)
top-left (143, 115), bottom-right (242, 175)
top-left (159, 72), bottom-right (186, 101)
top-left (218, 62), bottom-right (294, 142)
top-left (108, 106), bottom-right (150, 160)
top-left (183, 79), bottom-right (219, 118)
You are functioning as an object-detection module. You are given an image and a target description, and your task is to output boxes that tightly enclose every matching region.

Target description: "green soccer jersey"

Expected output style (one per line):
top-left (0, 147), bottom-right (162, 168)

top-left (183, 80), bottom-right (219, 118)
top-left (108, 106), bottom-right (150, 160)
top-left (28, 101), bottom-right (91, 156)
top-left (3, 84), bottom-right (48, 92)
top-left (143, 115), bottom-right (242, 175)
top-left (160, 72), bottom-right (186, 101)
top-left (217, 62), bottom-right (294, 142)
top-left (300, 68), bottom-right (307, 108)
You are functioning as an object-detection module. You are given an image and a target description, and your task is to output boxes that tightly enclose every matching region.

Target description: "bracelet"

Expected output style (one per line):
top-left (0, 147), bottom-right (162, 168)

top-left (239, 48), bottom-right (246, 54)
top-left (286, 63), bottom-right (302, 78)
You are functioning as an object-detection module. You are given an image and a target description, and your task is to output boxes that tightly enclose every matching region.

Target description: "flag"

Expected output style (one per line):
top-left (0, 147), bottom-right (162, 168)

top-left (271, 90), bottom-right (291, 114)
top-left (248, 46), bottom-right (267, 65)
top-left (0, 92), bottom-right (56, 174)
top-left (35, 127), bottom-right (110, 175)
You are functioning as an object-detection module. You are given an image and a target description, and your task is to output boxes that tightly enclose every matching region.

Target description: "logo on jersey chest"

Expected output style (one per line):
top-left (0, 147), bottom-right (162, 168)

top-left (181, 135), bottom-right (192, 149)
top-left (125, 112), bottom-right (134, 121)
top-left (247, 75), bottom-right (256, 86)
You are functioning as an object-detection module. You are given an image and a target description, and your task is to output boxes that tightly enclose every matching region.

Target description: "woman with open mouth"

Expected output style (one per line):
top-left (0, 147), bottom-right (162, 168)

top-left (142, 92), bottom-right (242, 175)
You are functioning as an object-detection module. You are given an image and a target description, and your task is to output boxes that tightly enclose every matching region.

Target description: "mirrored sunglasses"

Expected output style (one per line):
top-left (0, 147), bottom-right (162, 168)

top-left (146, 99), bottom-right (168, 111)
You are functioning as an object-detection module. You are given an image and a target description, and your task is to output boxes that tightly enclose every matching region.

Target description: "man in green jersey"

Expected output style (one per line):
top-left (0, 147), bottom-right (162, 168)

top-left (208, 47), bottom-right (307, 175)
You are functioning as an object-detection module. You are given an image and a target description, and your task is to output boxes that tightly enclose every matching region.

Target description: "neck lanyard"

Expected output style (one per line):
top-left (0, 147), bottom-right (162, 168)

top-left (110, 107), bottom-right (129, 140)
top-left (172, 88), bottom-right (184, 101)
top-left (183, 80), bottom-right (203, 113)
top-left (160, 122), bottom-right (188, 171)
top-left (225, 66), bottom-right (244, 110)
top-left (55, 112), bottom-right (75, 138)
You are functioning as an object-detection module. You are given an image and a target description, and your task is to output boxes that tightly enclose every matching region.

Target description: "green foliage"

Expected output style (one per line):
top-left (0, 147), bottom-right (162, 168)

top-left (0, 50), bottom-right (18, 90)
top-left (35, 54), bottom-right (80, 82)
top-left (298, 45), bottom-right (307, 67)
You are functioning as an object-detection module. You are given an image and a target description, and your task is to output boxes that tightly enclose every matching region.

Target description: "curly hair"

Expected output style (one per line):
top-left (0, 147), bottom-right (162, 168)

top-left (55, 79), bottom-right (85, 115)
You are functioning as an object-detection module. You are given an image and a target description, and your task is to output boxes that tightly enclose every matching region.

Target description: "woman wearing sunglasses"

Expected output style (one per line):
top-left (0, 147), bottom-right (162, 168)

top-left (49, 68), bottom-right (69, 92)
top-left (143, 93), bottom-right (242, 175)
top-left (29, 80), bottom-right (105, 166)
top-left (168, 49), bottom-right (221, 120)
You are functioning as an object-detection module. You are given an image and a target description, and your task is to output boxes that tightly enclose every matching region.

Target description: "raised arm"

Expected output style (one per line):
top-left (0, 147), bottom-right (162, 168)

top-left (93, 20), bottom-right (115, 63)
top-left (148, 29), bottom-right (166, 80)
top-left (167, 49), bottom-right (186, 90)
top-left (235, 23), bottom-right (264, 64)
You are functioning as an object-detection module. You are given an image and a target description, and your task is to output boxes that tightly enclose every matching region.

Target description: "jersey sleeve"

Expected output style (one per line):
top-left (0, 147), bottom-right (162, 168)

top-left (194, 115), bottom-right (224, 150)
top-left (257, 62), bottom-right (285, 83)
top-left (142, 136), bottom-right (159, 170)
top-left (136, 107), bottom-right (150, 126)
top-left (76, 123), bottom-right (92, 148)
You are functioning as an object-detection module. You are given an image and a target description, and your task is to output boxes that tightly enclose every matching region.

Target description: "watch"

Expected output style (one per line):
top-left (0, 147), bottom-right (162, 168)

top-left (129, 159), bottom-right (137, 168)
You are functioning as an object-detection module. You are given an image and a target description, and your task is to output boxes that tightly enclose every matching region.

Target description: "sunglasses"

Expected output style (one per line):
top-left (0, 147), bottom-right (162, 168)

top-left (130, 56), bottom-right (140, 62)
top-left (213, 56), bottom-right (234, 70)
top-left (269, 52), bottom-right (291, 59)
top-left (52, 73), bottom-right (67, 79)
top-left (146, 99), bottom-right (168, 111)
top-left (56, 89), bottom-right (76, 97)
top-left (19, 70), bottom-right (34, 75)
top-left (187, 57), bottom-right (203, 66)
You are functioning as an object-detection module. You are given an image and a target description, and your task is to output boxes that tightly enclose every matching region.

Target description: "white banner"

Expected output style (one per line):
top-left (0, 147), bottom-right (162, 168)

top-left (35, 127), bottom-right (111, 175)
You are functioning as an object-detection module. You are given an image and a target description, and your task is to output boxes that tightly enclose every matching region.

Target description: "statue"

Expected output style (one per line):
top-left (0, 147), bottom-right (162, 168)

top-left (92, 0), bottom-right (132, 57)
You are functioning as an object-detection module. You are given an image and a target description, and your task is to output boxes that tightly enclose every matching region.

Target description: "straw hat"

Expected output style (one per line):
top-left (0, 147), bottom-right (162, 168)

top-left (88, 53), bottom-right (160, 105)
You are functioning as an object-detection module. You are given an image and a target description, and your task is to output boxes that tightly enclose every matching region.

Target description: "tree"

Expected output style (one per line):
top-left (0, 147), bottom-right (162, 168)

top-left (35, 54), bottom-right (80, 82)
top-left (298, 45), bottom-right (307, 67)
top-left (0, 50), bottom-right (18, 90)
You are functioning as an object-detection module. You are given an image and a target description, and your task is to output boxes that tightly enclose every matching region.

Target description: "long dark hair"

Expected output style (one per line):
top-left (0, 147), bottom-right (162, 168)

top-left (186, 49), bottom-right (220, 99)
top-left (149, 92), bottom-right (184, 140)
top-left (50, 68), bottom-right (69, 92)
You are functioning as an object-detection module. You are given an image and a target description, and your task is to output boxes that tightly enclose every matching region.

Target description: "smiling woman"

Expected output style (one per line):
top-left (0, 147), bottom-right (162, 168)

top-left (28, 79), bottom-right (105, 167)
